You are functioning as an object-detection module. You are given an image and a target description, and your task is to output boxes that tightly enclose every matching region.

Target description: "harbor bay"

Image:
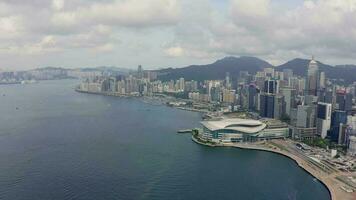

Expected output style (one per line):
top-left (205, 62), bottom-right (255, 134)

top-left (0, 80), bottom-right (331, 200)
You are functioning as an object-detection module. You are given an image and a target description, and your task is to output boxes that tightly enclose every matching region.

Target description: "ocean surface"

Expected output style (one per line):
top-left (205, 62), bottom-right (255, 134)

top-left (0, 80), bottom-right (330, 200)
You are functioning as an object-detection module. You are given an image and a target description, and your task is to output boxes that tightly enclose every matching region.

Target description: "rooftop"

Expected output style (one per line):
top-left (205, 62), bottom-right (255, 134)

top-left (201, 118), bottom-right (266, 134)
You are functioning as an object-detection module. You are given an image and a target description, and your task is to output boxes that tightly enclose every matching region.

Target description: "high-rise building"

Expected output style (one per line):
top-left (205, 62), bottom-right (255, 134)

top-left (330, 110), bottom-right (347, 143)
top-left (318, 89), bottom-right (333, 104)
top-left (316, 102), bottom-right (332, 139)
top-left (222, 89), bottom-right (236, 104)
top-left (305, 56), bottom-right (319, 96)
top-left (348, 136), bottom-right (356, 156)
top-left (283, 69), bottom-right (293, 81)
top-left (274, 95), bottom-right (285, 119)
top-left (336, 90), bottom-right (353, 114)
top-left (293, 105), bottom-right (317, 128)
top-left (259, 93), bottom-right (285, 119)
top-left (248, 84), bottom-right (259, 111)
top-left (319, 71), bottom-right (326, 89)
top-left (179, 77), bottom-right (185, 91)
top-left (264, 79), bottom-right (279, 94)
top-left (280, 87), bottom-right (296, 116)
top-left (225, 72), bottom-right (231, 89)
top-left (137, 65), bottom-right (143, 79)
top-left (264, 68), bottom-right (275, 78)
top-left (260, 93), bottom-right (275, 118)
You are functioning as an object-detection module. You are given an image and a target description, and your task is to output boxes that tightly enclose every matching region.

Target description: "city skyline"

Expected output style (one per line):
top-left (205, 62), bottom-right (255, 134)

top-left (1, 0), bottom-right (356, 70)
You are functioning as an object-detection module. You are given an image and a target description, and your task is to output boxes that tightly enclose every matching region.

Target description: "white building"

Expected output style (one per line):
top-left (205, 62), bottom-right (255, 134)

top-left (200, 118), bottom-right (288, 143)
top-left (348, 136), bottom-right (356, 156)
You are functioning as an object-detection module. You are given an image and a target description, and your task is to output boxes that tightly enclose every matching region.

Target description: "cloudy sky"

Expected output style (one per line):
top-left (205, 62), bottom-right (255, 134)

top-left (1, 0), bottom-right (356, 70)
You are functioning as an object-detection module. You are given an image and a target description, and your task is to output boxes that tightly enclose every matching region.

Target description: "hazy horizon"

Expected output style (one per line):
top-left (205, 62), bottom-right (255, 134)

top-left (1, 0), bottom-right (356, 70)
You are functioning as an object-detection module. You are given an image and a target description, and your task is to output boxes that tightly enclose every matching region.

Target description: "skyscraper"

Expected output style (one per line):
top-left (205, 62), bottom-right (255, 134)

top-left (137, 65), bottom-right (143, 79)
top-left (280, 87), bottom-right (296, 116)
top-left (336, 90), bottom-right (353, 114)
top-left (225, 72), bottom-right (231, 89)
top-left (305, 56), bottom-right (319, 96)
top-left (316, 102), bottom-right (332, 139)
top-left (260, 93), bottom-right (275, 118)
top-left (248, 84), bottom-right (258, 111)
top-left (264, 79), bottom-right (279, 94)
top-left (330, 110), bottom-right (347, 143)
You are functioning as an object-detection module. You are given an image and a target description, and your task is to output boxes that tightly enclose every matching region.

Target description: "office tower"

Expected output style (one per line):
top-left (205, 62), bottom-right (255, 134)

top-left (281, 87), bottom-right (296, 116)
top-left (275, 71), bottom-right (284, 81)
top-left (222, 89), bottom-right (236, 104)
top-left (318, 89), bottom-right (333, 104)
top-left (305, 56), bottom-right (319, 96)
top-left (248, 84), bottom-right (259, 111)
top-left (107, 77), bottom-right (117, 92)
top-left (274, 95), bottom-right (285, 119)
top-left (319, 71), bottom-right (326, 89)
top-left (316, 102), bottom-right (332, 139)
top-left (330, 110), bottom-right (347, 143)
top-left (238, 71), bottom-right (249, 84)
top-left (137, 65), bottom-right (143, 79)
top-left (348, 136), bottom-right (356, 156)
top-left (336, 90), bottom-right (353, 114)
top-left (117, 80), bottom-right (126, 94)
top-left (210, 87), bottom-right (221, 102)
top-left (295, 105), bottom-right (316, 128)
top-left (264, 79), bottom-right (279, 94)
top-left (259, 93), bottom-right (285, 119)
top-left (264, 68), bottom-right (275, 78)
top-left (260, 93), bottom-right (275, 118)
top-left (179, 77), bottom-right (185, 91)
top-left (225, 72), bottom-right (231, 89)
top-left (283, 69), bottom-right (293, 81)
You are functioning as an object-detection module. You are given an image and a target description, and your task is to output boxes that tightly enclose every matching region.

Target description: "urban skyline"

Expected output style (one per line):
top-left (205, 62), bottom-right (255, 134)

top-left (1, 1), bottom-right (356, 199)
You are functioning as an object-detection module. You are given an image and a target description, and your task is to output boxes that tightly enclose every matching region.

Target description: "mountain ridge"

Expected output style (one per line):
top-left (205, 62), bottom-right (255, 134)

top-left (155, 56), bottom-right (356, 84)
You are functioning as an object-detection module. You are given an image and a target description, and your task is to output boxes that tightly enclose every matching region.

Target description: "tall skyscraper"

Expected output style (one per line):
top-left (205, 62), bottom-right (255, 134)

top-left (306, 56), bottom-right (319, 96)
top-left (336, 90), bottom-right (353, 114)
top-left (179, 77), bottom-right (185, 91)
top-left (330, 110), bottom-right (347, 143)
top-left (264, 79), bottom-right (279, 94)
top-left (280, 87), bottom-right (296, 116)
top-left (260, 93), bottom-right (275, 118)
top-left (248, 84), bottom-right (258, 111)
top-left (316, 102), bottom-right (332, 139)
top-left (137, 65), bottom-right (143, 79)
top-left (319, 71), bottom-right (326, 89)
top-left (225, 72), bottom-right (231, 89)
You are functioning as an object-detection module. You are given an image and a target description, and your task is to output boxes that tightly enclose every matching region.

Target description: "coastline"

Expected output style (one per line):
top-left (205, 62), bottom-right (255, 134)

top-left (75, 88), bottom-right (208, 113)
top-left (191, 135), bottom-right (355, 200)
top-left (76, 88), bottom-right (353, 200)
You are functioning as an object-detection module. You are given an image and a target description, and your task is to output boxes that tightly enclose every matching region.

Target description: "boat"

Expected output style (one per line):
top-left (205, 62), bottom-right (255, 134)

top-left (177, 129), bottom-right (192, 134)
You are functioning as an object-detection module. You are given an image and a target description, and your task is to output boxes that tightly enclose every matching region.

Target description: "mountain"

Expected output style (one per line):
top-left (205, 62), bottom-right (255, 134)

top-left (155, 56), bottom-right (356, 84)
top-left (155, 56), bottom-right (273, 81)
top-left (277, 58), bottom-right (356, 84)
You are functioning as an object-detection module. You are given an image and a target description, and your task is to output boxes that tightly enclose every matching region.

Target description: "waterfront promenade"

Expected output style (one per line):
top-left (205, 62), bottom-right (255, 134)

top-left (192, 136), bottom-right (356, 200)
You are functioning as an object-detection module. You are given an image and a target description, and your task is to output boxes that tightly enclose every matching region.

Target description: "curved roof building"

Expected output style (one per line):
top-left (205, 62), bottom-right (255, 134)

top-left (200, 118), bottom-right (288, 143)
top-left (201, 118), bottom-right (266, 134)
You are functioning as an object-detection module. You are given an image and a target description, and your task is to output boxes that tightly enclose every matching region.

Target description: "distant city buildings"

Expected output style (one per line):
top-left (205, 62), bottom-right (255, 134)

top-left (76, 57), bottom-right (356, 155)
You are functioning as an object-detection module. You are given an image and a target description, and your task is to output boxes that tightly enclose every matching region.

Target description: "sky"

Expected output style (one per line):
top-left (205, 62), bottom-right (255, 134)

top-left (1, 0), bottom-right (356, 70)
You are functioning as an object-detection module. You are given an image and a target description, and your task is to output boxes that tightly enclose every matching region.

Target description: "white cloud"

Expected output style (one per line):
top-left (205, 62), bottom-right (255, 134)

top-left (52, 0), bottom-right (65, 11)
top-left (48, 0), bottom-right (180, 29)
top-left (0, 16), bottom-right (24, 39)
top-left (165, 46), bottom-right (184, 57)
top-left (1, 0), bottom-right (356, 69)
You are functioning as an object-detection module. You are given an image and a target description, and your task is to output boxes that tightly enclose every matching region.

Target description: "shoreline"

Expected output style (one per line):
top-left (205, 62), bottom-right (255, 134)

top-left (191, 135), bottom-right (354, 200)
top-left (77, 88), bottom-right (353, 200)
top-left (75, 89), bottom-right (208, 113)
